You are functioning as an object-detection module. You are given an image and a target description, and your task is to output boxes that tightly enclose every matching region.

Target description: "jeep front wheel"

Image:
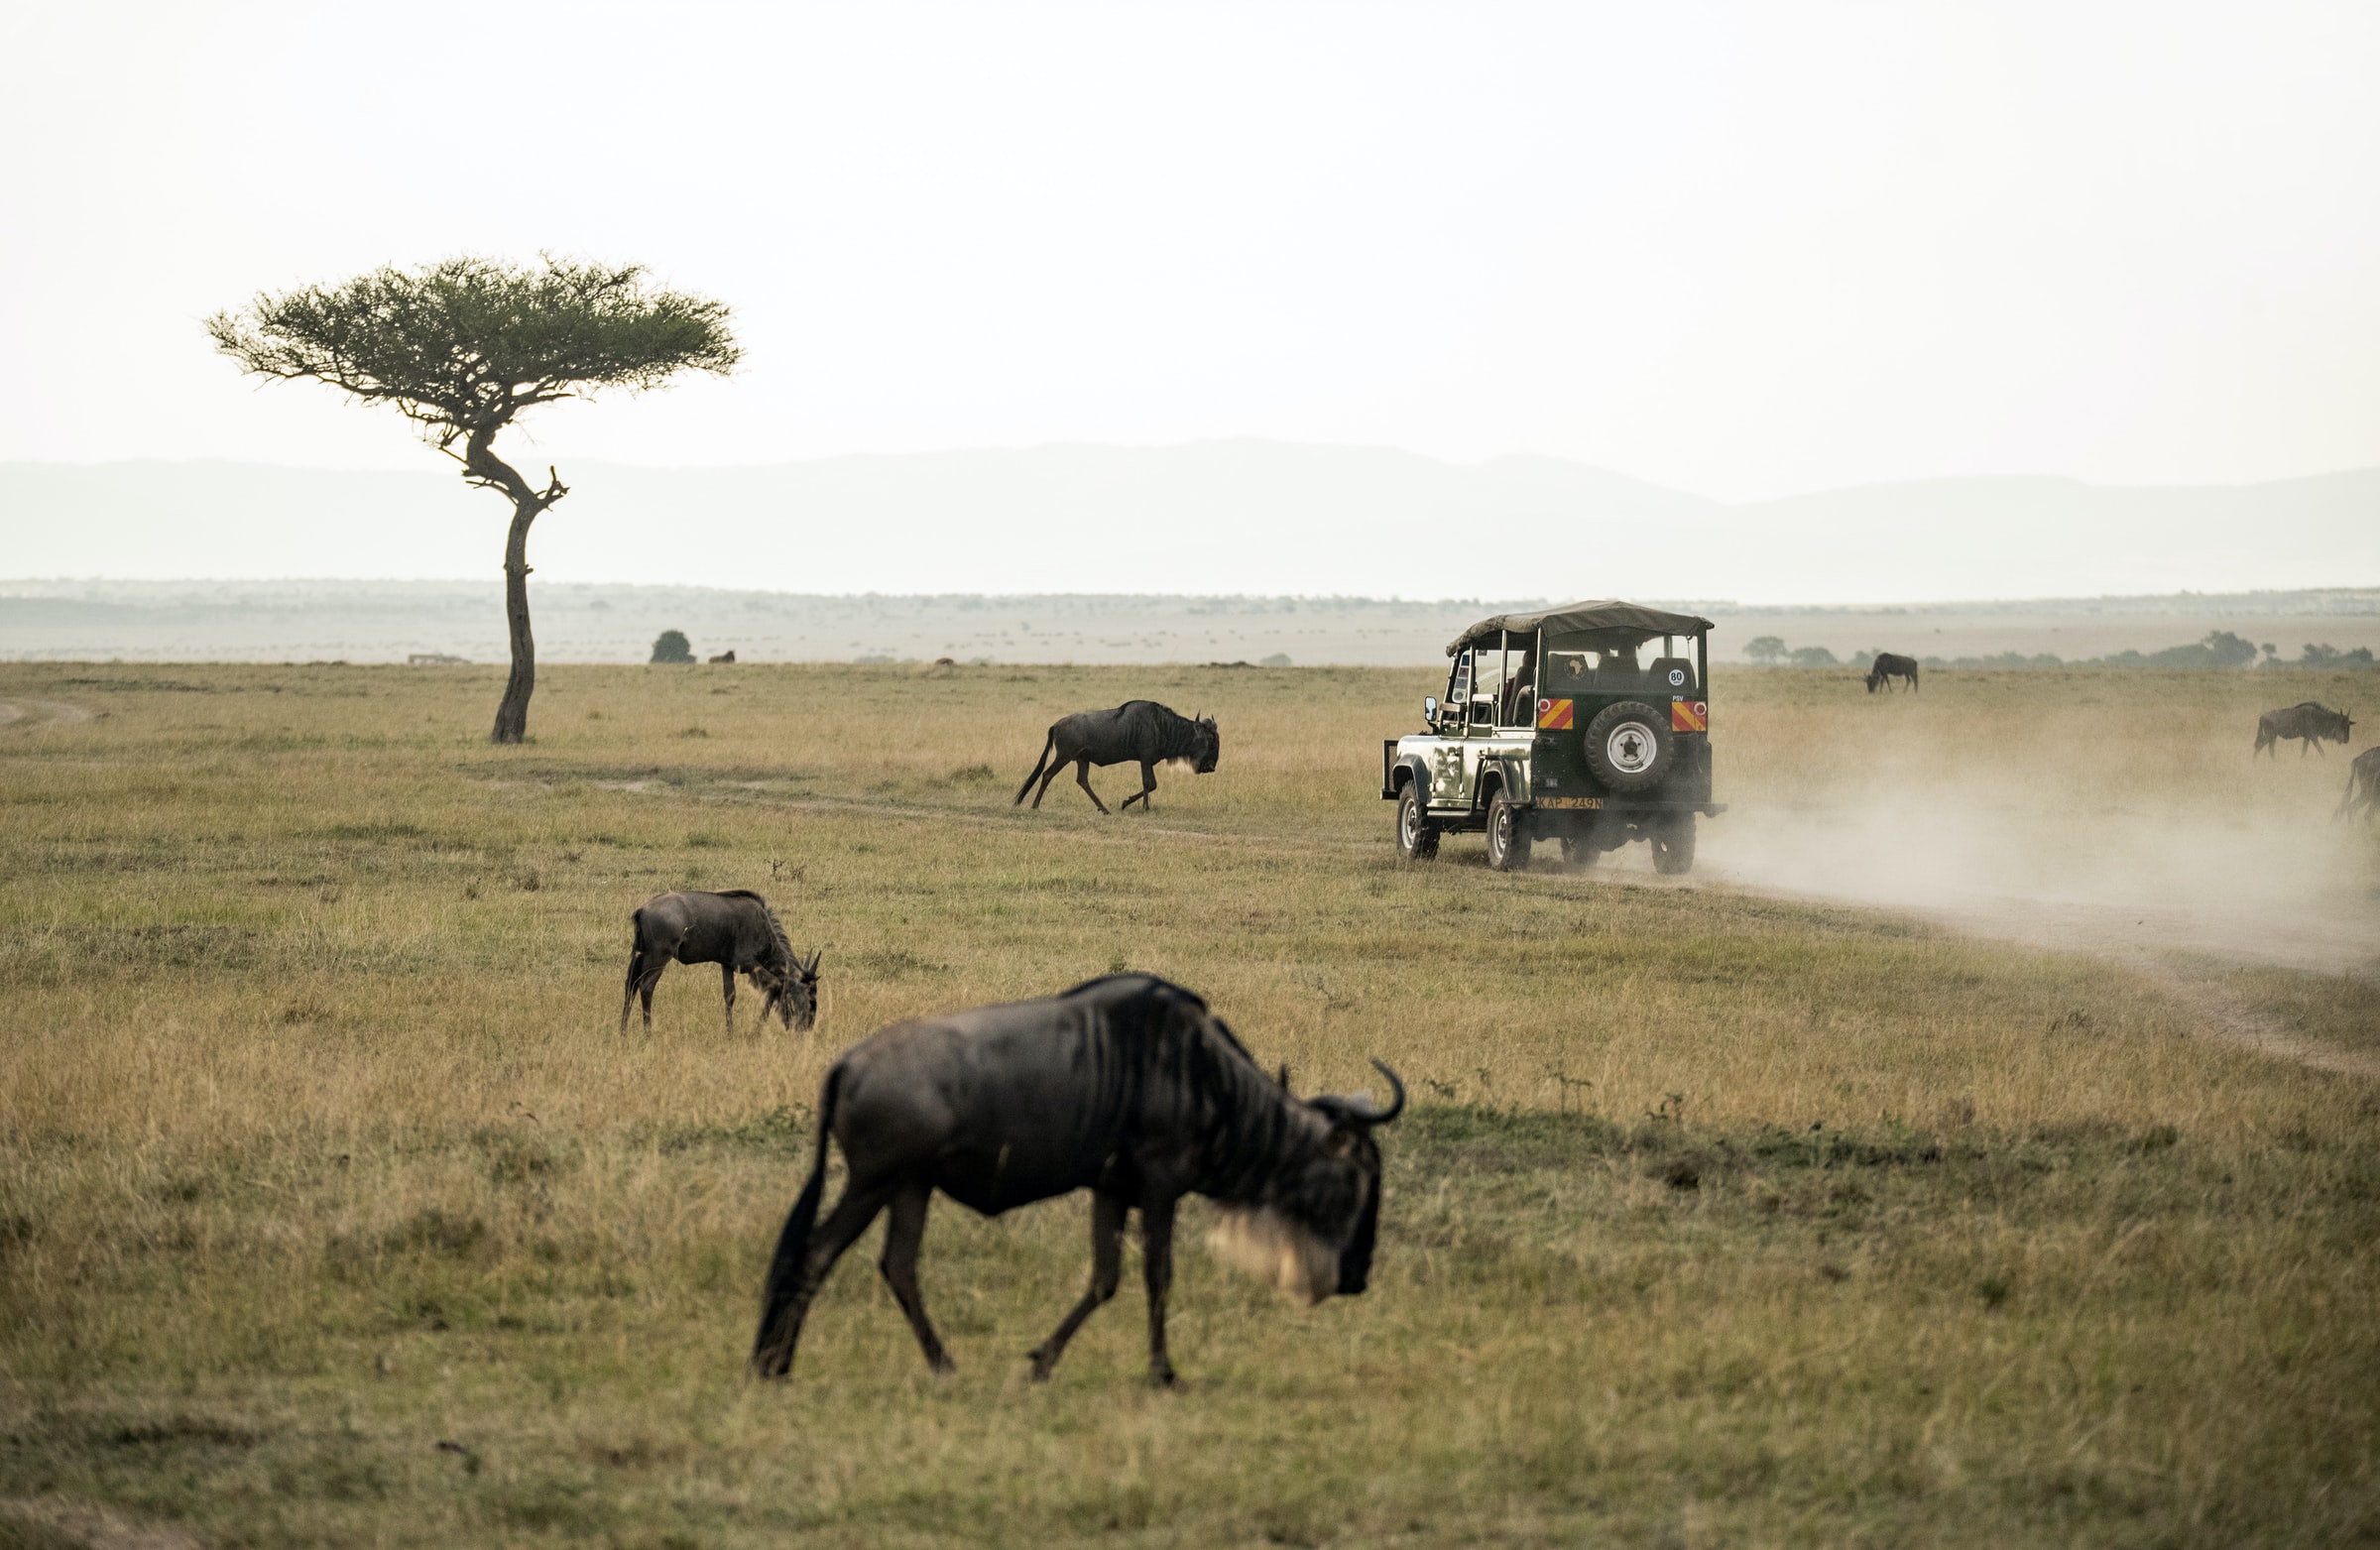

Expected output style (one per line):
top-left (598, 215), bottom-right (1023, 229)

top-left (1485, 790), bottom-right (1531, 872)
top-left (1395, 783), bottom-right (1439, 861)
top-left (1583, 701), bottom-right (1675, 793)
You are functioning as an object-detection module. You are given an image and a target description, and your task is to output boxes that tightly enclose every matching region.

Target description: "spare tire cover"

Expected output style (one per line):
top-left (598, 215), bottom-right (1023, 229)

top-left (1582, 700), bottom-right (1674, 793)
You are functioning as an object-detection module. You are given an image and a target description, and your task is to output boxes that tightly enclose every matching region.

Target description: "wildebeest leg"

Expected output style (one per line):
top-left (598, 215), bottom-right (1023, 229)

top-left (751, 1177), bottom-right (896, 1377)
top-left (720, 963), bottom-right (738, 1033)
top-left (878, 1183), bottom-right (954, 1373)
top-left (636, 964), bottom-right (666, 1032)
top-left (1139, 1192), bottom-right (1177, 1386)
top-left (619, 943), bottom-right (648, 1035)
top-left (1028, 1190), bottom-right (1126, 1381)
top-left (1031, 754), bottom-right (1068, 809)
top-left (1119, 761), bottom-right (1157, 812)
top-left (1074, 758), bottom-right (1111, 815)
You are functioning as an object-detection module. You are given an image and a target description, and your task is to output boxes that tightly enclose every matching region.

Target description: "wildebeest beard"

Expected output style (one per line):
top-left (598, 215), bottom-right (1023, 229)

top-left (1207, 1208), bottom-right (1340, 1305)
top-left (1205, 1128), bottom-right (1381, 1305)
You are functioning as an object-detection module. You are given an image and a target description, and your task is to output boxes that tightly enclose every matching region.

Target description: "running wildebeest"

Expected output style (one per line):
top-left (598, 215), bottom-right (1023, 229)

top-left (1012, 700), bottom-right (1220, 813)
top-left (619, 890), bottom-right (819, 1034)
top-left (748, 973), bottom-right (1403, 1386)
top-left (2337, 746), bottom-right (2380, 823)
top-left (2254, 701), bottom-right (2352, 758)
top-left (1865, 653), bottom-right (1920, 693)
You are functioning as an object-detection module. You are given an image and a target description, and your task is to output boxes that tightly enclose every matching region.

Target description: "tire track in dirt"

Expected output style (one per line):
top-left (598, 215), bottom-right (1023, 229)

top-left (2110, 951), bottom-right (2380, 1080)
top-left (0, 699), bottom-right (92, 727)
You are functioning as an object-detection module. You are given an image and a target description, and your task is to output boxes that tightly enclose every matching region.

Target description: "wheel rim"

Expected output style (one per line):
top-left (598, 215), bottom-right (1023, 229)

top-left (1606, 722), bottom-right (1657, 775)
top-left (1490, 802), bottom-right (1510, 857)
top-left (1400, 796), bottom-right (1419, 850)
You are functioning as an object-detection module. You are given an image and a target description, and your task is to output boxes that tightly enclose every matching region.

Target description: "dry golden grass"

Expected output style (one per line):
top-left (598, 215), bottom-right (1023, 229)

top-left (0, 658), bottom-right (2375, 1547)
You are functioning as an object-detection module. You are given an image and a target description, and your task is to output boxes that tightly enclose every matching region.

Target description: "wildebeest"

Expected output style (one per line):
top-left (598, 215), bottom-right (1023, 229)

top-left (619, 890), bottom-right (819, 1034)
top-left (1865, 653), bottom-right (1919, 693)
top-left (749, 973), bottom-right (1403, 1386)
top-left (2254, 701), bottom-right (2352, 758)
top-left (2338, 746), bottom-right (2380, 822)
top-left (1012, 700), bottom-right (1220, 813)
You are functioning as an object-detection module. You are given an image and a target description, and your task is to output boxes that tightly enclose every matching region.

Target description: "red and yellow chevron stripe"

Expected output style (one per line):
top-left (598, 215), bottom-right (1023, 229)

top-left (1671, 699), bottom-right (1708, 732)
top-left (1536, 697), bottom-right (1574, 730)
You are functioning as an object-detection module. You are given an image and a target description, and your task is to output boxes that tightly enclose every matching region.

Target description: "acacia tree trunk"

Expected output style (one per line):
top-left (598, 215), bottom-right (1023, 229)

top-left (464, 427), bottom-right (567, 746)
top-left (492, 502), bottom-right (538, 743)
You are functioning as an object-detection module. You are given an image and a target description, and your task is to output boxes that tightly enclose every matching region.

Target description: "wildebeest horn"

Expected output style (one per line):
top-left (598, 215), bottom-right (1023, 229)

top-left (1278, 1063), bottom-right (1291, 1091)
top-left (1312, 1059), bottom-right (1406, 1126)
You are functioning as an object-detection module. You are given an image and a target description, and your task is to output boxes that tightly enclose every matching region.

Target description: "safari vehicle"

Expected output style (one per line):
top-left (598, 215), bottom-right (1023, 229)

top-left (1379, 601), bottom-right (1723, 874)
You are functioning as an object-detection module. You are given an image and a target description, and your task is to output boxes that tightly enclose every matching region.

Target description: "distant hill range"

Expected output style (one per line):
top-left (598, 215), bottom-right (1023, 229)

top-left (4, 441), bottom-right (2375, 602)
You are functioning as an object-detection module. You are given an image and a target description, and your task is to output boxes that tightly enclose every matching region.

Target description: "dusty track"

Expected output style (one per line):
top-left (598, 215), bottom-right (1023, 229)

top-left (0, 699), bottom-right (92, 728)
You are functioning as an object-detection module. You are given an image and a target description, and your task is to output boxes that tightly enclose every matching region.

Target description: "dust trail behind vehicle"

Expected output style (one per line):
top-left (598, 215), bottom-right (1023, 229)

top-left (1680, 668), bottom-right (2380, 979)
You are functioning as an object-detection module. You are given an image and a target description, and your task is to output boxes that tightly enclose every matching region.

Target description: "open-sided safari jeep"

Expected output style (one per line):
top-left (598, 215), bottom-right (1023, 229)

top-left (1380, 601), bottom-right (1723, 874)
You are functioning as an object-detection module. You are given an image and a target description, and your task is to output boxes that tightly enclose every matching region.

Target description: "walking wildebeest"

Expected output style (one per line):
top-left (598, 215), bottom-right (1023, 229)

top-left (2337, 746), bottom-right (2380, 823)
top-left (619, 890), bottom-right (819, 1034)
top-left (1865, 653), bottom-right (1920, 693)
top-left (1012, 700), bottom-right (1220, 813)
top-left (2254, 701), bottom-right (2352, 758)
top-left (749, 973), bottom-right (1403, 1386)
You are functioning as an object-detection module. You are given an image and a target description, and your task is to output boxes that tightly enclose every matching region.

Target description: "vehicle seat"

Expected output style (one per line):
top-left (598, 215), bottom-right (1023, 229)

top-left (1647, 656), bottom-right (1697, 694)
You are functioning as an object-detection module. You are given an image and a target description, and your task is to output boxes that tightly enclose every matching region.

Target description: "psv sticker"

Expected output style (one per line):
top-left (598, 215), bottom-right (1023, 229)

top-left (1536, 697), bottom-right (1574, 730)
top-left (1671, 699), bottom-right (1708, 732)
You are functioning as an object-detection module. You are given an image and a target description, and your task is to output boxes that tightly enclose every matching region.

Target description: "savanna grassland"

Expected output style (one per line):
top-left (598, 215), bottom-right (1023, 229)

top-left (1, 658), bottom-right (2376, 1549)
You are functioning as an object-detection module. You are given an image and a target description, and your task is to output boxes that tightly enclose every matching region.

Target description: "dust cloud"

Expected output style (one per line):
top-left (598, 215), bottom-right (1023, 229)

top-left (1678, 692), bottom-right (2380, 980)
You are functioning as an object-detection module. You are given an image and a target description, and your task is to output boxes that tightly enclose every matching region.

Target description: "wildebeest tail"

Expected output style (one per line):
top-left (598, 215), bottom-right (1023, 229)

top-left (1013, 729), bottom-right (1056, 805)
top-left (750, 1064), bottom-right (843, 1374)
top-left (618, 908), bottom-right (650, 1032)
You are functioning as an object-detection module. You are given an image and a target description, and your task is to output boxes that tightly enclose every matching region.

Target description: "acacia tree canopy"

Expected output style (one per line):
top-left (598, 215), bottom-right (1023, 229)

top-left (208, 255), bottom-right (739, 742)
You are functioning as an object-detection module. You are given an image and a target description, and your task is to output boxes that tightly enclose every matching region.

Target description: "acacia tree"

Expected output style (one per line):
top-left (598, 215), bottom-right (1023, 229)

top-left (208, 256), bottom-right (739, 743)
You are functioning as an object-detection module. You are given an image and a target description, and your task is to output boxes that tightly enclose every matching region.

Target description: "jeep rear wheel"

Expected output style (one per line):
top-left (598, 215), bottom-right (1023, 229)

top-left (1485, 790), bottom-right (1531, 872)
top-left (1583, 701), bottom-right (1675, 793)
top-left (1649, 811), bottom-right (1697, 875)
top-left (1395, 783), bottom-right (1439, 861)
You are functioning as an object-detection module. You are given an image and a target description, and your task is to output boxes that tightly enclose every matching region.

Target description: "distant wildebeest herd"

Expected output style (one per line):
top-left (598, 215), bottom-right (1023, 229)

top-left (1860, 654), bottom-right (2368, 823)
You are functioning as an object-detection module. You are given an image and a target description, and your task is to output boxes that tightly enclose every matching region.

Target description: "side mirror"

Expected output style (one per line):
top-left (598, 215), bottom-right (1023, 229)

top-left (1422, 695), bottom-right (1439, 727)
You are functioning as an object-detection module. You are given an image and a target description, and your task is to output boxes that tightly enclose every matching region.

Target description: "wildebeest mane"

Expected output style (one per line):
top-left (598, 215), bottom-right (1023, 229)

top-left (1056, 973), bottom-right (1308, 1201)
top-left (715, 888), bottom-right (791, 963)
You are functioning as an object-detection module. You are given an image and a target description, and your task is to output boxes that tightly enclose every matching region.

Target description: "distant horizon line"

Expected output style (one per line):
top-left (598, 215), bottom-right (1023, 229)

top-left (5, 438), bottom-right (2376, 507)
top-left (6, 577), bottom-right (2377, 614)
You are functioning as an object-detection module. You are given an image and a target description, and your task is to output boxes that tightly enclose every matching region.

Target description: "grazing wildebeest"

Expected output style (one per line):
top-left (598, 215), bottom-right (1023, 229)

top-left (1865, 653), bottom-right (1920, 693)
top-left (749, 973), bottom-right (1403, 1386)
top-left (2338, 747), bottom-right (2380, 823)
top-left (1012, 700), bottom-right (1220, 813)
top-left (619, 890), bottom-right (819, 1034)
top-left (2254, 701), bottom-right (2352, 758)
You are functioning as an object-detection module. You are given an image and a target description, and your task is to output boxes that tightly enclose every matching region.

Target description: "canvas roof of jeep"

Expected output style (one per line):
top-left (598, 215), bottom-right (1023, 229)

top-left (1446, 601), bottom-right (1716, 656)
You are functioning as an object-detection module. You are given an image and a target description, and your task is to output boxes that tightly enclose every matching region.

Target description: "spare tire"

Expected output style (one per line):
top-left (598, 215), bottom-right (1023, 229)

top-left (1582, 700), bottom-right (1674, 793)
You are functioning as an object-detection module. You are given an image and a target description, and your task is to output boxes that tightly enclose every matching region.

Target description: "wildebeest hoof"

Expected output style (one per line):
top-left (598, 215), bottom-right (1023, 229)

top-left (1146, 1367), bottom-right (1177, 1389)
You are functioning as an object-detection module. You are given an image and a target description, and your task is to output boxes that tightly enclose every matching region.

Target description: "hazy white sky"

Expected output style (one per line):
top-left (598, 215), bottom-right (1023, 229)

top-left (2, 0), bottom-right (2374, 503)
